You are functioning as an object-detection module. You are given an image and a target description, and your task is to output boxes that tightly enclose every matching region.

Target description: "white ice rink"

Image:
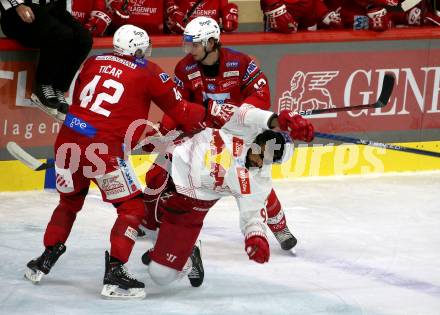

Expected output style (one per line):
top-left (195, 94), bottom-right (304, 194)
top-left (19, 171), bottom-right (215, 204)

top-left (1, 172), bottom-right (440, 315)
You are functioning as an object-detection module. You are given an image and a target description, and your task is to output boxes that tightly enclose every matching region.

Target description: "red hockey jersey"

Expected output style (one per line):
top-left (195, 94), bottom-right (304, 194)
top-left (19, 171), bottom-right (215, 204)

top-left (174, 48), bottom-right (271, 110)
top-left (167, 0), bottom-right (228, 23)
top-left (111, 0), bottom-right (165, 34)
top-left (67, 54), bottom-right (204, 147)
top-left (71, 0), bottom-right (106, 24)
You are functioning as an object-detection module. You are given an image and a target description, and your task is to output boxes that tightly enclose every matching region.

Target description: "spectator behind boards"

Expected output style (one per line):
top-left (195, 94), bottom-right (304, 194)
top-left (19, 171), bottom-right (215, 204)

top-left (0, 0), bottom-right (93, 121)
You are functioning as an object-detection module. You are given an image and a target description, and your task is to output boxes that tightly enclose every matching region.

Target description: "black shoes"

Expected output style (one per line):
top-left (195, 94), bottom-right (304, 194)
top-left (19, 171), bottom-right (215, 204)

top-left (273, 227), bottom-right (298, 251)
top-left (101, 251), bottom-right (146, 299)
top-left (187, 245), bottom-right (204, 287)
top-left (31, 84), bottom-right (68, 121)
top-left (25, 242), bottom-right (66, 283)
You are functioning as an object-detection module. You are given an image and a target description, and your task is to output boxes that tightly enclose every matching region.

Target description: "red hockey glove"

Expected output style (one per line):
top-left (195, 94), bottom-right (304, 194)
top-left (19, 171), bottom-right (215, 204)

top-left (406, 6), bottom-right (422, 25)
top-left (166, 4), bottom-right (186, 34)
top-left (367, 7), bottom-right (392, 31)
top-left (278, 110), bottom-right (314, 142)
top-left (321, 9), bottom-right (343, 28)
top-left (204, 100), bottom-right (236, 129)
top-left (221, 3), bottom-right (239, 32)
top-left (261, 0), bottom-right (297, 33)
top-left (245, 232), bottom-right (270, 264)
top-left (84, 10), bottom-right (112, 37)
top-left (107, 0), bottom-right (130, 19)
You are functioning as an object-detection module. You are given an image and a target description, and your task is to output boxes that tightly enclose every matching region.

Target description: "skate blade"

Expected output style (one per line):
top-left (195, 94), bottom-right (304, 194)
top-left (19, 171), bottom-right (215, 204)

top-left (101, 285), bottom-right (146, 299)
top-left (289, 248), bottom-right (297, 256)
top-left (24, 268), bottom-right (44, 284)
top-left (31, 94), bottom-right (60, 120)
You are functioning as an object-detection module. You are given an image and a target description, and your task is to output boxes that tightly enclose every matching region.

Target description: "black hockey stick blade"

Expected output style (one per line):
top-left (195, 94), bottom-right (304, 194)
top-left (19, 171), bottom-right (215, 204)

top-left (374, 73), bottom-right (395, 109)
top-left (6, 141), bottom-right (54, 171)
top-left (314, 132), bottom-right (440, 158)
top-left (301, 73), bottom-right (395, 116)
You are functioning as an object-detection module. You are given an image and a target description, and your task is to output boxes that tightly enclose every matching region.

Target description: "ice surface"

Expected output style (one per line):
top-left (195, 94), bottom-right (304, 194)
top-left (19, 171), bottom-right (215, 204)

top-left (1, 172), bottom-right (440, 315)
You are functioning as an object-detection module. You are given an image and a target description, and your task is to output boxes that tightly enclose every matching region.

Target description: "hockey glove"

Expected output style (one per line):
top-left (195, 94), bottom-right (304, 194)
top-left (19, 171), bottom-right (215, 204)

top-left (166, 4), bottom-right (186, 34)
top-left (322, 8), bottom-right (343, 28)
top-left (367, 7), bottom-right (393, 31)
top-left (261, 0), bottom-right (297, 33)
top-left (245, 232), bottom-right (270, 264)
top-left (278, 110), bottom-right (314, 142)
top-left (142, 114), bottom-right (177, 153)
top-left (221, 3), bottom-right (239, 32)
top-left (107, 0), bottom-right (130, 19)
top-left (204, 100), bottom-right (236, 129)
top-left (84, 10), bottom-right (112, 37)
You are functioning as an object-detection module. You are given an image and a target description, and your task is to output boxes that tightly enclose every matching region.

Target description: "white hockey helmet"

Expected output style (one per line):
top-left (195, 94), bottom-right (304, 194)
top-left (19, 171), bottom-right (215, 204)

top-left (113, 24), bottom-right (152, 58)
top-left (183, 16), bottom-right (221, 51)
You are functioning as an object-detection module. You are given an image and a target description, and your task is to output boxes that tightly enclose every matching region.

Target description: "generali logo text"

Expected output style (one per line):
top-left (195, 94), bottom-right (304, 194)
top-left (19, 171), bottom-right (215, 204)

top-left (277, 68), bottom-right (440, 119)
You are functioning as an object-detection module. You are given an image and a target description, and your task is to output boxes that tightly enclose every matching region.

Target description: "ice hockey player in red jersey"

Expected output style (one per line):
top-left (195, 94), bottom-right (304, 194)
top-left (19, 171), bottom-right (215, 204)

top-left (71, 0), bottom-right (112, 36)
top-left (72, 0), bottom-right (165, 36)
top-left (140, 104), bottom-right (314, 287)
top-left (166, 17), bottom-right (300, 253)
top-left (24, 24), bottom-right (207, 299)
top-left (260, 0), bottom-right (343, 33)
top-left (109, 0), bottom-right (166, 35)
top-left (390, 0), bottom-right (440, 27)
top-left (165, 0), bottom-right (238, 34)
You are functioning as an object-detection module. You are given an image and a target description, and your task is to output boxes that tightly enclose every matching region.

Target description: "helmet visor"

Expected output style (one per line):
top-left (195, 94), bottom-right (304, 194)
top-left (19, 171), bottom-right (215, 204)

top-left (182, 34), bottom-right (201, 53)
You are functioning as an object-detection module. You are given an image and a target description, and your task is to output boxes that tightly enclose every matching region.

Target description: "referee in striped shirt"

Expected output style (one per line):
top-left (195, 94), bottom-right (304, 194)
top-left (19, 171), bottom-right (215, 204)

top-left (0, 0), bottom-right (92, 120)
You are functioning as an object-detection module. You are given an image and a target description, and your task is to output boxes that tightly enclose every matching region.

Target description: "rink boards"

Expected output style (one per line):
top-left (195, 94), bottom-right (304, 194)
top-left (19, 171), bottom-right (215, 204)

top-left (1, 29), bottom-right (440, 191)
top-left (1, 139), bottom-right (439, 191)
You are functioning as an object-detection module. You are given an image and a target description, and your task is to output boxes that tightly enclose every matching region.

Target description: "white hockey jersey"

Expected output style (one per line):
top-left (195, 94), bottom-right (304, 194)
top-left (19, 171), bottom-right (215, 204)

top-left (170, 104), bottom-right (279, 236)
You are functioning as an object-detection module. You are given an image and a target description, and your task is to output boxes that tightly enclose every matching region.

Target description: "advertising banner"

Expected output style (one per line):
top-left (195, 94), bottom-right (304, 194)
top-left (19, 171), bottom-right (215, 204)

top-left (275, 50), bottom-right (440, 134)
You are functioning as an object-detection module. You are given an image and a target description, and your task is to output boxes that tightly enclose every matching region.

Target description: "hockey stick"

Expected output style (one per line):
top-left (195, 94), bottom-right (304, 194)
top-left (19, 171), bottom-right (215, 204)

top-left (6, 141), bottom-right (55, 171)
top-left (299, 73), bottom-right (395, 116)
top-left (183, 0), bottom-right (204, 23)
top-left (314, 132), bottom-right (440, 158)
top-left (386, 0), bottom-right (422, 12)
top-left (4, 122), bottom-right (174, 172)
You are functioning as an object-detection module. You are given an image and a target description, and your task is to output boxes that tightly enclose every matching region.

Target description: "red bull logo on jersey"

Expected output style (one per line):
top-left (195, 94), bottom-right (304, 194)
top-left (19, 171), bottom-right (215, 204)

top-left (236, 167), bottom-right (250, 194)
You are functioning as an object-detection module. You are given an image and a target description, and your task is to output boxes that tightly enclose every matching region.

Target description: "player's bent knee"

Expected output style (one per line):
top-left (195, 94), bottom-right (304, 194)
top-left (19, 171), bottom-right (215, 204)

top-left (148, 261), bottom-right (179, 286)
top-left (114, 195), bottom-right (145, 218)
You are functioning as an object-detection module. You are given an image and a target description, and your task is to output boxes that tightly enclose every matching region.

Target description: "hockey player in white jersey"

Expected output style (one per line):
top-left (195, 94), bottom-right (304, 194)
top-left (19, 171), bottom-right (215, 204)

top-left (140, 103), bottom-right (314, 287)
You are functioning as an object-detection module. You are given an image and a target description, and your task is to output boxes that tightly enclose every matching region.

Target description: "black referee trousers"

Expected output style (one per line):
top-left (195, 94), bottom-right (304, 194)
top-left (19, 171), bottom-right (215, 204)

top-left (0, 2), bottom-right (92, 91)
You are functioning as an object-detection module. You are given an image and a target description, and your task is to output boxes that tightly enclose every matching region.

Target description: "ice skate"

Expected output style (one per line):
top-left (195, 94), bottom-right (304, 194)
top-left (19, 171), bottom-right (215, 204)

top-left (25, 242), bottom-right (66, 284)
top-left (273, 227), bottom-right (297, 254)
top-left (187, 245), bottom-right (204, 287)
top-left (101, 251), bottom-right (146, 299)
